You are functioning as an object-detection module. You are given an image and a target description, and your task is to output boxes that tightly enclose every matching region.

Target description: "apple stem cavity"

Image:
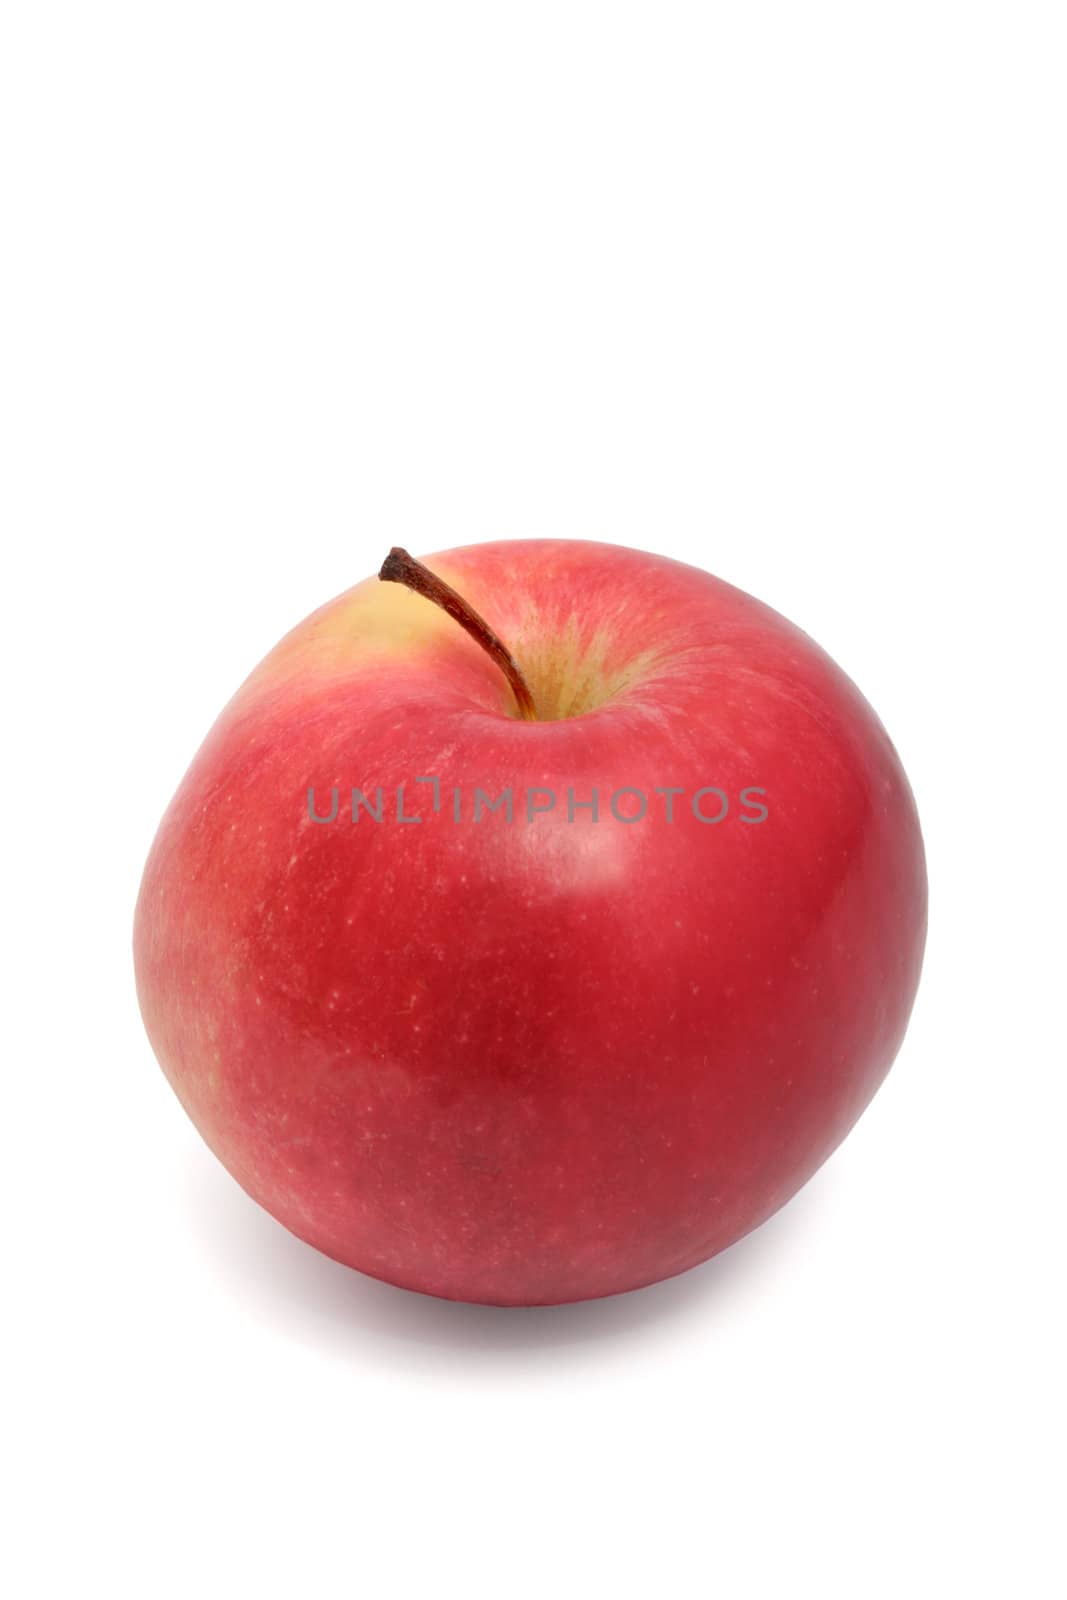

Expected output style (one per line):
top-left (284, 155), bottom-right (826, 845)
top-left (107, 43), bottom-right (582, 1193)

top-left (378, 547), bottom-right (538, 721)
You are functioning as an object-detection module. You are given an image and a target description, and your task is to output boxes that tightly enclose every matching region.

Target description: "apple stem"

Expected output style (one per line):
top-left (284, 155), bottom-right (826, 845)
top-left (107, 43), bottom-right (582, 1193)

top-left (378, 547), bottom-right (538, 721)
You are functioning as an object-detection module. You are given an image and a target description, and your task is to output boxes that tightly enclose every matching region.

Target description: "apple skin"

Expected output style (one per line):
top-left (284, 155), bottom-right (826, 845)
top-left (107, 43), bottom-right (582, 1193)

top-left (134, 540), bottom-right (926, 1306)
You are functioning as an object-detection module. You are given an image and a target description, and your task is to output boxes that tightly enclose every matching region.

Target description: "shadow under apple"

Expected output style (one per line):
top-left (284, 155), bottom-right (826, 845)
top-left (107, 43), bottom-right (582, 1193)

top-left (184, 1145), bottom-right (837, 1367)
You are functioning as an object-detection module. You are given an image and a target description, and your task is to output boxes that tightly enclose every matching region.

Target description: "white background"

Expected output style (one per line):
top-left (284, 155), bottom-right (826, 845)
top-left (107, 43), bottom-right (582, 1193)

top-left (3, 5), bottom-right (1064, 1597)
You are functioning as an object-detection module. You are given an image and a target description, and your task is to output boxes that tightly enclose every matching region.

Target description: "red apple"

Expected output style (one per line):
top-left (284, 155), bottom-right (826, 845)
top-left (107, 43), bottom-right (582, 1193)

top-left (134, 540), bottom-right (926, 1305)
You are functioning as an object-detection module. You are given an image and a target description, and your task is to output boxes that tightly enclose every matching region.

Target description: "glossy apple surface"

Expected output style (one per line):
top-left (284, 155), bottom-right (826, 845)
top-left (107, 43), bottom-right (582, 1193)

top-left (134, 540), bottom-right (926, 1305)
